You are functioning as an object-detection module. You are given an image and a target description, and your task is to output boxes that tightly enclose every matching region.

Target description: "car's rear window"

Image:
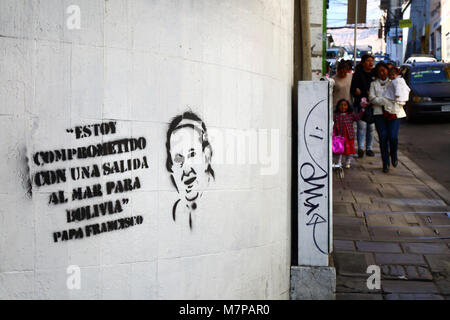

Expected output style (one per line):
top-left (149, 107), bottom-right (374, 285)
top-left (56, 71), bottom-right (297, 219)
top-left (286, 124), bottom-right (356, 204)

top-left (357, 51), bottom-right (369, 58)
top-left (327, 51), bottom-right (337, 58)
top-left (410, 65), bottom-right (450, 83)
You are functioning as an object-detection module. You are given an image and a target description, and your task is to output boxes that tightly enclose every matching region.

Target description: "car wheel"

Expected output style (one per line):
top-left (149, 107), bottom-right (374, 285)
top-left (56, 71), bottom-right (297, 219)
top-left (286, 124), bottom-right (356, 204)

top-left (406, 111), bottom-right (416, 122)
top-left (405, 105), bottom-right (416, 122)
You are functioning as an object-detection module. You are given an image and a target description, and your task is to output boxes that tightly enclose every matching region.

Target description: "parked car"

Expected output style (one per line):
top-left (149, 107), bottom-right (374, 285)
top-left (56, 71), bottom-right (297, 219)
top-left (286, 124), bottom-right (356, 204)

top-left (401, 62), bottom-right (450, 120)
top-left (404, 54), bottom-right (437, 64)
top-left (353, 47), bottom-right (372, 64)
top-left (326, 47), bottom-right (350, 74)
top-left (374, 53), bottom-right (391, 64)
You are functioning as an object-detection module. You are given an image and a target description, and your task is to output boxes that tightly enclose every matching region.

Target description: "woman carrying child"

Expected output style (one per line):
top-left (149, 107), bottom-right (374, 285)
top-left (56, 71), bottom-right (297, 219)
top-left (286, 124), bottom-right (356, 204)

top-left (333, 99), bottom-right (366, 169)
top-left (369, 64), bottom-right (410, 173)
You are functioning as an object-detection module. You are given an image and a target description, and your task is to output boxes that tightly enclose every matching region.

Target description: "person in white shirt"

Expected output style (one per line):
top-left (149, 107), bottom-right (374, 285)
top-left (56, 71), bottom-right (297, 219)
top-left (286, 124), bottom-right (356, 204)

top-left (369, 63), bottom-right (409, 173)
top-left (382, 67), bottom-right (410, 118)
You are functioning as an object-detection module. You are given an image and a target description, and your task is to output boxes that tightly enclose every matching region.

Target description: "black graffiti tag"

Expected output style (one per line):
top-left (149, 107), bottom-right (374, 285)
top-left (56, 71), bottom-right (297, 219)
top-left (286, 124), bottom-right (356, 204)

top-left (300, 162), bottom-right (328, 255)
top-left (300, 97), bottom-right (329, 255)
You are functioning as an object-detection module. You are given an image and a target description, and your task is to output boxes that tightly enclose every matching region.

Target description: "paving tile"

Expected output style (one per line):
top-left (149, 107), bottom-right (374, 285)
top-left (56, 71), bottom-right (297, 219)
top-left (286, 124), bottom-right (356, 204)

top-left (336, 293), bottom-right (383, 300)
top-left (371, 197), bottom-right (446, 207)
top-left (388, 205), bottom-right (450, 213)
top-left (384, 293), bottom-right (444, 300)
top-left (343, 183), bottom-right (380, 193)
top-left (381, 265), bottom-right (389, 275)
top-left (424, 255), bottom-right (450, 273)
top-left (370, 175), bottom-right (422, 185)
top-left (333, 203), bottom-right (356, 216)
top-left (334, 252), bottom-right (375, 276)
top-left (405, 266), bottom-right (419, 279)
top-left (382, 265), bottom-right (406, 278)
top-left (403, 214), bottom-right (420, 225)
top-left (416, 212), bottom-right (450, 226)
top-left (365, 213), bottom-right (411, 227)
top-left (386, 170), bottom-right (417, 178)
top-left (353, 203), bottom-right (391, 215)
top-left (375, 253), bottom-right (426, 266)
top-left (382, 280), bottom-right (439, 294)
top-left (391, 265), bottom-right (406, 277)
top-left (388, 204), bottom-right (415, 212)
top-left (435, 280), bottom-right (450, 295)
top-left (403, 266), bottom-right (432, 280)
top-left (333, 177), bottom-right (346, 187)
top-left (334, 216), bottom-right (365, 226)
top-left (373, 226), bottom-right (444, 240)
top-left (395, 184), bottom-right (437, 198)
top-left (351, 190), bottom-right (372, 204)
top-left (342, 171), bottom-right (371, 179)
top-left (334, 240), bottom-right (355, 252)
top-left (333, 191), bottom-right (356, 203)
top-left (356, 241), bottom-right (402, 253)
top-left (344, 178), bottom-right (375, 187)
top-left (411, 206), bottom-right (450, 212)
top-left (334, 224), bottom-right (370, 241)
top-left (336, 276), bottom-right (381, 293)
top-left (403, 243), bottom-right (450, 255)
top-left (360, 162), bottom-right (385, 171)
top-left (334, 189), bottom-right (354, 197)
top-left (417, 267), bottom-right (433, 280)
top-left (377, 185), bottom-right (399, 198)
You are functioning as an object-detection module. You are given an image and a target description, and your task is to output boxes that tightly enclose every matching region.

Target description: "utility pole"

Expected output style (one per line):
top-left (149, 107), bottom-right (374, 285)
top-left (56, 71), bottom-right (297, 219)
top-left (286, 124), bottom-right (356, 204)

top-left (353, 0), bottom-right (358, 69)
top-left (293, 0), bottom-right (313, 266)
top-left (300, 0), bottom-right (312, 80)
top-left (322, 0), bottom-right (327, 75)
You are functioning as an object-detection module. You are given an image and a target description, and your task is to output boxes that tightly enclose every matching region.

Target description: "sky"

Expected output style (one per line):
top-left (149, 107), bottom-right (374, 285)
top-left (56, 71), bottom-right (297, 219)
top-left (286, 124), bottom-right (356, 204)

top-left (327, 0), bottom-right (384, 28)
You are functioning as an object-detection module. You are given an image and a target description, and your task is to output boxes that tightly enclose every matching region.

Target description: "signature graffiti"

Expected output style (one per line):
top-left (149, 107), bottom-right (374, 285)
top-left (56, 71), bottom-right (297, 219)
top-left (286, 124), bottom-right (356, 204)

top-left (300, 99), bottom-right (329, 255)
top-left (300, 163), bottom-right (328, 254)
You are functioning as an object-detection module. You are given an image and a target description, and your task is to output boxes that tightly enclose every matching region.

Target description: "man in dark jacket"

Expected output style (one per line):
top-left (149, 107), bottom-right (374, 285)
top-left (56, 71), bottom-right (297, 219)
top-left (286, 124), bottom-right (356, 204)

top-left (350, 54), bottom-right (375, 158)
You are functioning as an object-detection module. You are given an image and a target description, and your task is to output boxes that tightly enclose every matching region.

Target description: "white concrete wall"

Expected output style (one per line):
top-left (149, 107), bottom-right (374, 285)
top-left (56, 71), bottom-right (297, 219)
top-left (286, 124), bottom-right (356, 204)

top-left (0, 0), bottom-right (293, 299)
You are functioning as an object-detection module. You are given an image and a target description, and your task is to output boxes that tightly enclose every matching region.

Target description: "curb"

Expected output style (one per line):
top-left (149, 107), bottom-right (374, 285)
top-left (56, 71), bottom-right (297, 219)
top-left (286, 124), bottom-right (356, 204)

top-left (398, 149), bottom-right (450, 206)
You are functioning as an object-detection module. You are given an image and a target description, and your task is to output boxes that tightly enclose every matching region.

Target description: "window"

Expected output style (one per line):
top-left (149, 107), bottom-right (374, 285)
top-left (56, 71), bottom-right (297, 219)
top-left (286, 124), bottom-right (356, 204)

top-left (410, 65), bottom-right (450, 83)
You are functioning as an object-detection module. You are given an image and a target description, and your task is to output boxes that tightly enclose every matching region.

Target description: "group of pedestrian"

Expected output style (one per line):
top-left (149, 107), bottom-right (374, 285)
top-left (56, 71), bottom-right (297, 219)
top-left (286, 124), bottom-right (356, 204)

top-left (332, 54), bottom-right (410, 173)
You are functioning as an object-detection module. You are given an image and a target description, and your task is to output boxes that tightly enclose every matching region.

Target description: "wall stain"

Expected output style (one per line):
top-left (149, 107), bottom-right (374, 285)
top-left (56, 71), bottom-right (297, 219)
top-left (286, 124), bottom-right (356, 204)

top-left (16, 145), bottom-right (32, 198)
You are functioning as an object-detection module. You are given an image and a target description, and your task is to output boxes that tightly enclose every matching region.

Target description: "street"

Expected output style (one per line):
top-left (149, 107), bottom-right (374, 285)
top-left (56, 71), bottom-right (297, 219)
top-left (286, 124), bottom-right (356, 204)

top-left (398, 118), bottom-right (450, 192)
top-left (333, 136), bottom-right (450, 300)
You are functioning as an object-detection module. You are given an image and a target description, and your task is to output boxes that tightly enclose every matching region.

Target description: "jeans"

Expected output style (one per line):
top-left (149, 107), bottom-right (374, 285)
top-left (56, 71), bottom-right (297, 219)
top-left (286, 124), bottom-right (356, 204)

top-left (373, 115), bottom-right (401, 166)
top-left (357, 120), bottom-right (375, 151)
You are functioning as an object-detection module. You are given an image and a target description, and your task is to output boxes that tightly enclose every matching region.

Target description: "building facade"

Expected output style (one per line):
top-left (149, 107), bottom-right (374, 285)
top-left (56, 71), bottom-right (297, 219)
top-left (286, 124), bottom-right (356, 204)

top-left (430, 0), bottom-right (442, 59)
top-left (0, 0), bottom-right (295, 299)
top-left (388, 0), bottom-right (449, 63)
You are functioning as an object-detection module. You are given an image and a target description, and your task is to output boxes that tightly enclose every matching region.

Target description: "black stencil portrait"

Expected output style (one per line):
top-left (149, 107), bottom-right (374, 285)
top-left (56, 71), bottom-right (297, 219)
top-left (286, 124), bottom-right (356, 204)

top-left (166, 111), bottom-right (215, 229)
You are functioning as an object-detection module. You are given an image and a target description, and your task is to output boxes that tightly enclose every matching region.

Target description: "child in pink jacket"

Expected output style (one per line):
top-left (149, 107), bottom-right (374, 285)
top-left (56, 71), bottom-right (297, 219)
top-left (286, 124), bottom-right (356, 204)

top-left (333, 98), bottom-right (366, 168)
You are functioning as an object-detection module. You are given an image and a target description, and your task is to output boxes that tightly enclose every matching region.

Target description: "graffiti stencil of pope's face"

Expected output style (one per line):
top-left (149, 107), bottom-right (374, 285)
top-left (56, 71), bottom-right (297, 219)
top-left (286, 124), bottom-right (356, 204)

top-left (166, 112), bottom-right (215, 229)
top-left (169, 126), bottom-right (206, 204)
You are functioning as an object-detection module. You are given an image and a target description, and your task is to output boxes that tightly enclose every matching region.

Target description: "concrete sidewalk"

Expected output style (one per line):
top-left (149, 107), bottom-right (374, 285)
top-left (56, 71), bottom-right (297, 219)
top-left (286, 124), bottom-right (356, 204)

top-left (332, 141), bottom-right (450, 300)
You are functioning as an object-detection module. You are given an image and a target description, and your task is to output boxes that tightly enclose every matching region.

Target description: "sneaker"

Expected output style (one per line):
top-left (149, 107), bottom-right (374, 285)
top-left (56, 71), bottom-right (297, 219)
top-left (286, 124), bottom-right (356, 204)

top-left (358, 150), bottom-right (365, 158)
top-left (345, 164), bottom-right (351, 169)
top-left (366, 150), bottom-right (375, 157)
top-left (383, 164), bottom-right (389, 173)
